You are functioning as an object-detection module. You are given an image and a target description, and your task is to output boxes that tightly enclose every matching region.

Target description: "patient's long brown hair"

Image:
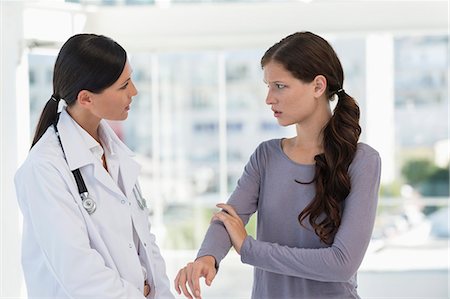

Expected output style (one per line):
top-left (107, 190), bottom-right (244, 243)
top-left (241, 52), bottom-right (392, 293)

top-left (261, 32), bottom-right (361, 245)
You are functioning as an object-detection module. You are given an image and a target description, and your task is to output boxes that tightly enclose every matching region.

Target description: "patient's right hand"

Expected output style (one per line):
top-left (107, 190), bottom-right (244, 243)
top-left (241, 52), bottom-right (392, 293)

top-left (174, 255), bottom-right (217, 299)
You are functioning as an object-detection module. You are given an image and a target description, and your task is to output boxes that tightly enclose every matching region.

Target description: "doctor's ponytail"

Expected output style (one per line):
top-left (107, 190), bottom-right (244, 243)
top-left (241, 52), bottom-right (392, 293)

top-left (30, 33), bottom-right (127, 149)
top-left (31, 95), bottom-right (60, 148)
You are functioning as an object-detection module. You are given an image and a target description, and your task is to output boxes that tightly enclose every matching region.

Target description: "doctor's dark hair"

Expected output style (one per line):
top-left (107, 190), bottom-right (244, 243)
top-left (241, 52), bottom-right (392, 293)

top-left (31, 33), bottom-right (127, 148)
top-left (261, 31), bottom-right (361, 245)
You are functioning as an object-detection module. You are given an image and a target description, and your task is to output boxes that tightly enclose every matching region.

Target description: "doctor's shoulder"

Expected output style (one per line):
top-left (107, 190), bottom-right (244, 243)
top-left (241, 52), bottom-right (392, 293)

top-left (16, 126), bottom-right (67, 184)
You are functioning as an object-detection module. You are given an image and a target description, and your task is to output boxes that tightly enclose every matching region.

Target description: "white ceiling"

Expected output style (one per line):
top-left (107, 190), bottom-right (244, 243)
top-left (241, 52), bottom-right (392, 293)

top-left (18, 0), bottom-right (450, 51)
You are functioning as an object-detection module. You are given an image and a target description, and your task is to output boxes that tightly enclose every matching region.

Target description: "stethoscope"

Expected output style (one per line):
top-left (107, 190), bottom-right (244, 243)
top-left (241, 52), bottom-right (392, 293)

top-left (53, 113), bottom-right (147, 215)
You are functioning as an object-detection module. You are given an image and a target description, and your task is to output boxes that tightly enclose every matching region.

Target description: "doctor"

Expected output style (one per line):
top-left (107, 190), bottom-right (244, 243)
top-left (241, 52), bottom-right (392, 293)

top-left (15, 33), bottom-right (174, 299)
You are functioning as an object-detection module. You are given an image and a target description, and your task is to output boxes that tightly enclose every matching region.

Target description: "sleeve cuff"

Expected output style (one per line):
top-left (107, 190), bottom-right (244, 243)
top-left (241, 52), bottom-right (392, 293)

top-left (240, 235), bottom-right (254, 264)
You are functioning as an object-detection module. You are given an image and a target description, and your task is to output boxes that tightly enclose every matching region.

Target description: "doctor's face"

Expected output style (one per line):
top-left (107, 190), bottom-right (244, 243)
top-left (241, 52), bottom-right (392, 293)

top-left (89, 61), bottom-right (138, 121)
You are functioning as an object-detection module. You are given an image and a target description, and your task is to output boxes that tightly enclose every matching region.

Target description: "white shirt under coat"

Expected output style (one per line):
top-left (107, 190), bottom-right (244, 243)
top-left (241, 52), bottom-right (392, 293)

top-left (15, 108), bottom-right (174, 298)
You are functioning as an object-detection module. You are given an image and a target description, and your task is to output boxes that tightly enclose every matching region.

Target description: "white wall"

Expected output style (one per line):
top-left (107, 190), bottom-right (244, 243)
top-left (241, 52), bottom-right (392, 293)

top-left (1, 1), bottom-right (27, 297)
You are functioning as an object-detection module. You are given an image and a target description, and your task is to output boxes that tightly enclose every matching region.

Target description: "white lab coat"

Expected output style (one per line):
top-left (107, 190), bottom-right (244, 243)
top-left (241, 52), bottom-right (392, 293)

top-left (15, 108), bottom-right (175, 299)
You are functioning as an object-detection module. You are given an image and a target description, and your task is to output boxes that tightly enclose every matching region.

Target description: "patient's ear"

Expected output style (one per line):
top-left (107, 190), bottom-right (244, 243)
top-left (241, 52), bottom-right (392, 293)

top-left (313, 75), bottom-right (327, 98)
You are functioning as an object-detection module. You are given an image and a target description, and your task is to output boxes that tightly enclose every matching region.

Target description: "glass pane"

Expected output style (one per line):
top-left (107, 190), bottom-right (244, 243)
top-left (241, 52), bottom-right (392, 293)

top-left (124, 53), bottom-right (153, 155)
top-left (395, 35), bottom-right (448, 147)
top-left (225, 49), bottom-right (294, 186)
top-left (28, 53), bottom-right (57, 140)
top-left (157, 52), bottom-right (220, 250)
top-left (359, 34), bottom-right (449, 298)
top-left (331, 37), bottom-right (367, 140)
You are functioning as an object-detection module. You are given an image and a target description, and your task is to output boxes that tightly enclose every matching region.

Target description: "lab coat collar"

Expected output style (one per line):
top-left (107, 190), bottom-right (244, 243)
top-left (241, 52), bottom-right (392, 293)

top-left (97, 117), bottom-right (142, 198)
top-left (57, 109), bottom-right (96, 171)
top-left (57, 108), bottom-right (141, 199)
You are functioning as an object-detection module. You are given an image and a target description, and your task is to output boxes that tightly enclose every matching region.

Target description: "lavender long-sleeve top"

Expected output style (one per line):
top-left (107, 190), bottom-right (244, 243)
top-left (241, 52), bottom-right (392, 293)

top-left (197, 139), bottom-right (381, 299)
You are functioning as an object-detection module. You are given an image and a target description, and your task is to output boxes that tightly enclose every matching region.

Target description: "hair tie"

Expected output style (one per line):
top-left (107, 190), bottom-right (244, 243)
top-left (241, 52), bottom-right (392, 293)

top-left (51, 95), bottom-right (60, 102)
top-left (335, 88), bottom-right (345, 97)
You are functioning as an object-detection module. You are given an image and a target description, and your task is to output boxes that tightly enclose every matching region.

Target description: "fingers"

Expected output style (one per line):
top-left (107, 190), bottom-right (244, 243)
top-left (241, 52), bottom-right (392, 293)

top-left (211, 212), bottom-right (236, 228)
top-left (212, 205), bottom-right (242, 228)
top-left (216, 203), bottom-right (240, 218)
top-left (174, 269), bottom-right (182, 295)
top-left (191, 266), bottom-right (203, 298)
top-left (197, 255), bottom-right (217, 286)
top-left (204, 267), bottom-right (217, 286)
top-left (186, 263), bottom-right (197, 298)
top-left (175, 259), bottom-right (216, 299)
top-left (212, 204), bottom-right (247, 255)
top-left (174, 266), bottom-right (194, 299)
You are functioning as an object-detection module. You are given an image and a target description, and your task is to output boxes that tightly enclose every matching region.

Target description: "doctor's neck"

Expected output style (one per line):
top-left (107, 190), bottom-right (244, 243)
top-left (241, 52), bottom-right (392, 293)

top-left (66, 106), bottom-right (102, 144)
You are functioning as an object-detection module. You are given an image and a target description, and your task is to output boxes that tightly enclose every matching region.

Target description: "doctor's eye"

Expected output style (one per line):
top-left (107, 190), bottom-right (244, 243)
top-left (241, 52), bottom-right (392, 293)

top-left (275, 83), bottom-right (286, 89)
top-left (120, 82), bottom-right (129, 90)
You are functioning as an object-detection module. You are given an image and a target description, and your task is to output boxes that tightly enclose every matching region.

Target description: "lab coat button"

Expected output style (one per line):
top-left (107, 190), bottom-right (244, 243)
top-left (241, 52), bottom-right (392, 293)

top-left (121, 200), bottom-right (126, 204)
top-left (144, 242), bottom-right (147, 247)
top-left (129, 243), bottom-right (133, 248)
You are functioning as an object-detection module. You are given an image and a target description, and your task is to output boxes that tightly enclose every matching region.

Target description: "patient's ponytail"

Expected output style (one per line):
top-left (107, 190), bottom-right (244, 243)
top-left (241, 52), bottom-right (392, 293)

top-left (261, 31), bottom-right (361, 244)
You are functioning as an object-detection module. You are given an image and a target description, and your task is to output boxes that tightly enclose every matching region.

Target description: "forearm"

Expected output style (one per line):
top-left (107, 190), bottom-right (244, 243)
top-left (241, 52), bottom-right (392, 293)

top-left (240, 236), bottom-right (363, 282)
top-left (239, 151), bottom-right (381, 282)
top-left (196, 221), bottom-right (233, 266)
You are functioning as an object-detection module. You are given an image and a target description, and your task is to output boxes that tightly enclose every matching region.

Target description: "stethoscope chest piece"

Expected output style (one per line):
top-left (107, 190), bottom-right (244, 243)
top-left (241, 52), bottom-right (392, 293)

top-left (54, 114), bottom-right (99, 215)
top-left (81, 192), bottom-right (97, 214)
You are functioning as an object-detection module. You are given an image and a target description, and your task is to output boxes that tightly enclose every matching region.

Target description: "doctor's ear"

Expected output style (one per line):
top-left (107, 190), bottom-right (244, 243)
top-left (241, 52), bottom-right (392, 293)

top-left (76, 90), bottom-right (94, 107)
top-left (312, 75), bottom-right (327, 98)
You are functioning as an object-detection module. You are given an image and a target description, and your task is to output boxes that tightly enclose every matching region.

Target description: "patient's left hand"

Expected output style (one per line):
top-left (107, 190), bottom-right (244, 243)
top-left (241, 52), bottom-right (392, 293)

top-left (211, 203), bottom-right (248, 254)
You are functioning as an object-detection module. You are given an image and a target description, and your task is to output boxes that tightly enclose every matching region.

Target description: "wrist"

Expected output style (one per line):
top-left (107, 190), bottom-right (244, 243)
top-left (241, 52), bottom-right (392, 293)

top-left (197, 255), bottom-right (217, 268)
